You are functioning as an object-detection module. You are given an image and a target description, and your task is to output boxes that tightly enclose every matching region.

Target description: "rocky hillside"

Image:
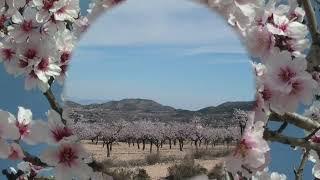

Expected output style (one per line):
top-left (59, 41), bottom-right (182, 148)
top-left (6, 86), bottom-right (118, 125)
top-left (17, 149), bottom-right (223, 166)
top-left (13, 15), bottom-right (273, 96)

top-left (63, 99), bottom-right (253, 127)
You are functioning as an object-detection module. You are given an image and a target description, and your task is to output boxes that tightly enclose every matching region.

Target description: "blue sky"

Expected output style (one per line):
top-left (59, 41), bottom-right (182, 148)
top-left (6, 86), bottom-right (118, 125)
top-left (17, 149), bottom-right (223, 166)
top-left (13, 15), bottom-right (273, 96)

top-left (65, 0), bottom-right (255, 110)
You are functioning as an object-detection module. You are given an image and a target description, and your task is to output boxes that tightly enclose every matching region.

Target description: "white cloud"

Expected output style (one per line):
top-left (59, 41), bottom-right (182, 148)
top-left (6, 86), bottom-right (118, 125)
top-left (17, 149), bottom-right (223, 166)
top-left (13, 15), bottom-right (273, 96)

top-left (182, 46), bottom-right (247, 56)
top-left (79, 0), bottom-right (241, 46)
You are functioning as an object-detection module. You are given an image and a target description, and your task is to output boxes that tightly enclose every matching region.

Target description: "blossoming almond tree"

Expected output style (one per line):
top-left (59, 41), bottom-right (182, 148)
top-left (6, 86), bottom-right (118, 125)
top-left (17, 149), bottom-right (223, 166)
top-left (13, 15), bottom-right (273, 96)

top-left (0, 0), bottom-right (320, 179)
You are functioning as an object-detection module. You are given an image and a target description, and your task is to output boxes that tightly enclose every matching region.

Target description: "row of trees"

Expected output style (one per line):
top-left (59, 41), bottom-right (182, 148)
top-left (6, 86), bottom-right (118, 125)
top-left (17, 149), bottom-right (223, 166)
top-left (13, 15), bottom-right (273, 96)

top-left (71, 110), bottom-right (246, 157)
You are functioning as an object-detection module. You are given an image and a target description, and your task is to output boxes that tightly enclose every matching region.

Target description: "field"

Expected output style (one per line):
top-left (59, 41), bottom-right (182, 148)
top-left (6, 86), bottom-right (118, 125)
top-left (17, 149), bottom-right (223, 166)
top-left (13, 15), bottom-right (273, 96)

top-left (82, 140), bottom-right (233, 179)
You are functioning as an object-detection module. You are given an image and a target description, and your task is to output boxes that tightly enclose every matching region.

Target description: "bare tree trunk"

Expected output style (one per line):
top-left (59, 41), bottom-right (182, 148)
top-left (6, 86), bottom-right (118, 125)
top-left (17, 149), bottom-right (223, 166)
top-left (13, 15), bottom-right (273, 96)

top-left (143, 140), bottom-right (146, 151)
top-left (137, 140), bottom-right (140, 149)
top-left (169, 139), bottom-right (172, 149)
top-left (95, 136), bottom-right (99, 145)
top-left (195, 140), bottom-right (198, 150)
top-left (150, 141), bottom-right (153, 153)
top-left (107, 143), bottom-right (110, 157)
top-left (179, 140), bottom-right (183, 151)
top-left (156, 140), bottom-right (160, 152)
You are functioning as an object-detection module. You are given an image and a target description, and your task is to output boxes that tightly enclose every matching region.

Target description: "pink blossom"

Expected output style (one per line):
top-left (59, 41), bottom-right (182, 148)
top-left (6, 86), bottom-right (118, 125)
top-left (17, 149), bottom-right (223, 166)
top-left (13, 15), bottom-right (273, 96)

top-left (33, 0), bottom-right (59, 23)
top-left (50, 0), bottom-right (80, 22)
top-left (11, 7), bottom-right (40, 43)
top-left (0, 41), bottom-right (19, 74)
top-left (226, 113), bottom-right (269, 177)
top-left (8, 143), bottom-right (25, 160)
top-left (264, 50), bottom-right (316, 113)
top-left (47, 110), bottom-right (76, 144)
top-left (40, 142), bottom-right (93, 180)
top-left (246, 26), bottom-right (274, 58)
top-left (10, 107), bottom-right (49, 145)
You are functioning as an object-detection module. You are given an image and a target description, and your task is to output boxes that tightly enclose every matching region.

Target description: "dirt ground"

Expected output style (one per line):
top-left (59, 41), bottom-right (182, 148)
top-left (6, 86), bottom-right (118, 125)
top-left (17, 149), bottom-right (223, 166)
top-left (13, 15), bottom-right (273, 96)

top-left (82, 140), bottom-right (230, 179)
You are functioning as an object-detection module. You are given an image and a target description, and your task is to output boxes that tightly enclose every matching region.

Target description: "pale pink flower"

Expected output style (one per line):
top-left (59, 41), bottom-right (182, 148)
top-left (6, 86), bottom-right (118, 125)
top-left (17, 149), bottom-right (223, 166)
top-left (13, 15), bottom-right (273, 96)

top-left (40, 142), bottom-right (93, 180)
top-left (0, 139), bottom-right (10, 159)
top-left (11, 7), bottom-right (40, 43)
top-left (73, 16), bottom-right (90, 37)
top-left (0, 110), bottom-right (20, 159)
top-left (47, 110), bottom-right (76, 144)
top-left (17, 40), bottom-right (42, 73)
top-left (54, 29), bottom-right (75, 84)
top-left (264, 50), bottom-right (317, 113)
top-left (246, 26), bottom-right (274, 58)
top-left (51, 0), bottom-right (80, 22)
top-left (266, 14), bottom-right (308, 39)
top-left (313, 162), bottom-right (320, 179)
top-left (24, 70), bottom-right (50, 91)
top-left (8, 143), bottom-right (25, 160)
top-left (0, 41), bottom-right (19, 74)
top-left (0, 111), bottom-right (19, 143)
top-left (33, 0), bottom-right (59, 23)
top-left (252, 168), bottom-right (287, 180)
top-left (17, 161), bottom-right (46, 179)
top-left (42, 16), bottom-right (66, 35)
top-left (288, 0), bottom-right (305, 22)
top-left (226, 113), bottom-right (269, 177)
top-left (34, 56), bottom-right (61, 83)
top-left (11, 107), bottom-right (49, 145)
top-left (0, 1), bottom-right (4, 9)
top-left (6, 0), bottom-right (27, 16)
top-left (208, 0), bottom-right (262, 30)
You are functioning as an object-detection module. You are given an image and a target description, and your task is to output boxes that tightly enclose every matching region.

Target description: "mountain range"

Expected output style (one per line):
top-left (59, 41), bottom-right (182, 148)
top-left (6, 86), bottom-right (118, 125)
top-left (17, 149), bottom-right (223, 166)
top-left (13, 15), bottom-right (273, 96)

top-left (63, 98), bottom-right (254, 127)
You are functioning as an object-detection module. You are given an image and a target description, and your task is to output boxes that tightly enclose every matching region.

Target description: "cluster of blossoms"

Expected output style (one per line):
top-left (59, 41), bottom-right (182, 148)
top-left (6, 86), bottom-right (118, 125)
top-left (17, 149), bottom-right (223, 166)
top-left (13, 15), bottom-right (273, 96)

top-left (202, 0), bottom-right (317, 179)
top-left (0, 0), bottom-right (318, 179)
top-left (0, 107), bottom-right (95, 179)
top-left (0, 0), bottom-right (89, 91)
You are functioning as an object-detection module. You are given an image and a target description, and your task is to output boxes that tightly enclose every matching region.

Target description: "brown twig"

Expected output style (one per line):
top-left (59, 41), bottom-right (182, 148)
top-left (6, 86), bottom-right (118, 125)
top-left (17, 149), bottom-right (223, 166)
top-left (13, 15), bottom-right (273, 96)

top-left (269, 112), bottom-right (320, 132)
top-left (301, 0), bottom-right (320, 44)
top-left (294, 148), bottom-right (311, 180)
top-left (305, 126), bottom-right (320, 140)
top-left (263, 129), bottom-right (320, 151)
top-left (22, 151), bottom-right (48, 167)
top-left (43, 77), bottom-right (66, 125)
top-left (277, 122), bottom-right (288, 134)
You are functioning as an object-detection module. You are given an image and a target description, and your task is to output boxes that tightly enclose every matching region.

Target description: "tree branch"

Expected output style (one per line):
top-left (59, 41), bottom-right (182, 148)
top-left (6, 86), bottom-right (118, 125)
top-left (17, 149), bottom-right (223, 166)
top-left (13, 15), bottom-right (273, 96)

top-left (277, 122), bottom-right (288, 134)
top-left (263, 129), bottom-right (320, 151)
top-left (43, 88), bottom-right (62, 115)
top-left (43, 77), bottom-right (66, 125)
top-left (23, 151), bottom-right (48, 167)
top-left (269, 112), bottom-right (320, 132)
top-left (301, 0), bottom-right (320, 44)
top-left (294, 149), bottom-right (310, 180)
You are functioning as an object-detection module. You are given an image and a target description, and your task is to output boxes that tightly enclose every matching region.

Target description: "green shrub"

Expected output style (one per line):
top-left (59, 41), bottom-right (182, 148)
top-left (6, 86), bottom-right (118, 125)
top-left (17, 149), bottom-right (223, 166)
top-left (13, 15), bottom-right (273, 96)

top-left (100, 158), bottom-right (115, 168)
top-left (207, 163), bottom-right (226, 180)
top-left (191, 149), bottom-right (232, 160)
top-left (167, 157), bottom-right (207, 180)
top-left (133, 168), bottom-right (151, 180)
top-left (145, 153), bottom-right (160, 165)
top-left (108, 168), bottom-right (134, 180)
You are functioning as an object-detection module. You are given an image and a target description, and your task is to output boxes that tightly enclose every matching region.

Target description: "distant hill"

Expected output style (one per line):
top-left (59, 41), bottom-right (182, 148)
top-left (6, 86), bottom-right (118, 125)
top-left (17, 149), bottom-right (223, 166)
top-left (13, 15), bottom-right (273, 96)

top-left (63, 98), bottom-right (254, 127)
top-left (64, 98), bottom-right (111, 105)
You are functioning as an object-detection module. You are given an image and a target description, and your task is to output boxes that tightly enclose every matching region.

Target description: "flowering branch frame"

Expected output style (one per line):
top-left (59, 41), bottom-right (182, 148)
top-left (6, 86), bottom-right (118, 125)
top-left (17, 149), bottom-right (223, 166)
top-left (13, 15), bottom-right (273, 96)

top-left (0, 0), bottom-right (319, 179)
